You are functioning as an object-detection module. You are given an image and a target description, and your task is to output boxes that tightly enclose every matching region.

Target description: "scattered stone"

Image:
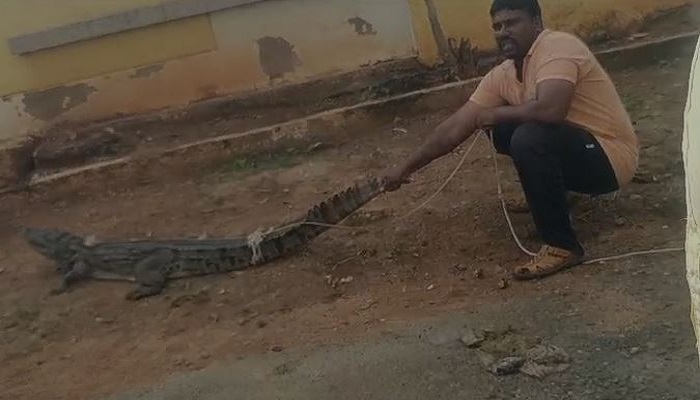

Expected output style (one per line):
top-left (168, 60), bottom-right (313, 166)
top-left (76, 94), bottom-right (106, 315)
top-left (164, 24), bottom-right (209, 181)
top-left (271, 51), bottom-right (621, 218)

top-left (94, 316), bottom-right (113, 324)
top-left (491, 357), bottom-right (526, 375)
top-left (630, 194), bottom-right (643, 201)
top-left (237, 310), bottom-right (260, 326)
top-left (466, 328), bottom-right (571, 379)
top-left (307, 142), bottom-right (323, 152)
top-left (339, 276), bottom-right (354, 285)
top-left (174, 356), bottom-right (190, 366)
top-left (520, 344), bottom-right (571, 379)
top-left (359, 299), bottom-right (378, 311)
top-left (460, 328), bottom-right (486, 348)
top-left (632, 172), bottom-right (657, 184)
top-left (327, 275), bottom-right (355, 288)
top-left (498, 279), bottom-right (509, 289)
top-left (452, 264), bottom-right (468, 273)
top-left (219, 288), bottom-right (228, 295)
top-left (257, 320), bottom-right (268, 329)
top-left (473, 268), bottom-right (484, 280)
top-left (270, 345), bottom-right (284, 352)
top-left (200, 351), bottom-right (211, 360)
top-left (629, 347), bottom-right (641, 355)
top-left (426, 284), bottom-right (435, 291)
top-left (476, 349), bottom-right (497, 370)
top-left (208, 313), bottom-right (221, 323)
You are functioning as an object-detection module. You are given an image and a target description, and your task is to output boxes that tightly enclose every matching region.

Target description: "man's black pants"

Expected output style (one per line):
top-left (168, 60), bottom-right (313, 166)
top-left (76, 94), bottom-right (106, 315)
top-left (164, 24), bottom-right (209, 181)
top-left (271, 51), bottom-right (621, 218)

top-left (489, 122), bottom-right (619, 255)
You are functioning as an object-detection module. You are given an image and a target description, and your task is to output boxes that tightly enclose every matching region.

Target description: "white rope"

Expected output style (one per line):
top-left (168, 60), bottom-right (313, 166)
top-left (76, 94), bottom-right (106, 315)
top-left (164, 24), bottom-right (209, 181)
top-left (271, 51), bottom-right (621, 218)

top-left (485, 130), bottom-right (538, 257)
top-left (583, 247), bottom-right (684, 265)
top-left (246, 221), bottom-right (359, 264)
top-left (399, 132), bottom-right (481, 220)
top-left (246, 227), bottom-right (271, 265)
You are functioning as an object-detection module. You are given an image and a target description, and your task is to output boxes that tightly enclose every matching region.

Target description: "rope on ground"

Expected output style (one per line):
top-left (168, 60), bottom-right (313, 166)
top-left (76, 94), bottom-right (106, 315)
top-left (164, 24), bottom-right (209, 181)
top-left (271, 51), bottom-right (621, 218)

top-left (583, 247), bottom-right (684, 265)
top-left (399, 132), bottom-right (481, 220)
top-left (485, 130), bottom-right (538, 257)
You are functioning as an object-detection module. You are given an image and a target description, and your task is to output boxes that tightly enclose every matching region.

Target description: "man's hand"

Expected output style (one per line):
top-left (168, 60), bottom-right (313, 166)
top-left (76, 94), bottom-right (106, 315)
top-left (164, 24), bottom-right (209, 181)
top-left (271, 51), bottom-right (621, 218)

top-left (381, 165), bottom-right (411, 192)
top-left (381, 101), bottom-right (484, 192)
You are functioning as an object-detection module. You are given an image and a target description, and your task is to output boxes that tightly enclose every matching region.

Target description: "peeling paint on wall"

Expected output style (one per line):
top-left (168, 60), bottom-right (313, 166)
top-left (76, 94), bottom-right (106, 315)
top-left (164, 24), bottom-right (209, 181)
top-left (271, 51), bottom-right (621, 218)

top-left (130, 64), bottom-right (165, 79)
top-left (347, 17), bottom-right (377, 35)
top-left (21, 83), bottom-right (97, 121)
top-left (256, 36), bottom-right (302, 80)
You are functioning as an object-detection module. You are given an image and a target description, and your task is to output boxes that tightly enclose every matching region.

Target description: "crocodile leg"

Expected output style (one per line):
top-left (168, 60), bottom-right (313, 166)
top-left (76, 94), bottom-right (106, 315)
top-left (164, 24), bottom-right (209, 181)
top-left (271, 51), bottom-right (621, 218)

top-left (125, 250), bottom-right (174, 301)
top-left (50, 258), bottom-right (92, 295)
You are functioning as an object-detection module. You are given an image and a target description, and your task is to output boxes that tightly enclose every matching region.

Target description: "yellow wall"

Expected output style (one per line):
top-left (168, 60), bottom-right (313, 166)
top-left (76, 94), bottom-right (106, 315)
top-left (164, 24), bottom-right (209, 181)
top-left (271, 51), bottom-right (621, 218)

top-left (0, 0), bottom-right (697, 149)
top-left (0, 0), bottom-right (417, 144)
top-left (0, 0), bottom-right (216, 96)
top-left (683, 33), bottom-right (700, 368)
top-left (408, 0), bottom-right (700, 65)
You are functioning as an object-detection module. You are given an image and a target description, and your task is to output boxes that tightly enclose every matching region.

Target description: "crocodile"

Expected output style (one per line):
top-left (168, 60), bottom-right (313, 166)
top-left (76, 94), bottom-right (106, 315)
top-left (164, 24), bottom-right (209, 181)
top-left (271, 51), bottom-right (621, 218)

top-left (23, 177), bottom-right (383, 300)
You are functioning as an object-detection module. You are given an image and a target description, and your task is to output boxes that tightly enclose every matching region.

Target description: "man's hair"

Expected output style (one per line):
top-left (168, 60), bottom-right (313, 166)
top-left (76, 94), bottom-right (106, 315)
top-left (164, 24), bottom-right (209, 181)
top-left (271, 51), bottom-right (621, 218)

top-left (490, 0), bottom-right (542, 18)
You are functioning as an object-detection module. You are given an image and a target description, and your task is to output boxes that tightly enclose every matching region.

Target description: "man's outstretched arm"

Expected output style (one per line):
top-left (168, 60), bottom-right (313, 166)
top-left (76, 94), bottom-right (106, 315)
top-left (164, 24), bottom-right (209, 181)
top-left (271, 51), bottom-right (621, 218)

top-left (382, 100), bottom-right (484, 191)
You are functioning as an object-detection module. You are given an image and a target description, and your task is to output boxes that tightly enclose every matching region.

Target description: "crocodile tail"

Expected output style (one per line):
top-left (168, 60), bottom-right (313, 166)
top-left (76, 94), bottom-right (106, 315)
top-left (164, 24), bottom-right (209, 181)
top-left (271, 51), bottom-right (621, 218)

top-left (256, 177), bottom-right (383, 260)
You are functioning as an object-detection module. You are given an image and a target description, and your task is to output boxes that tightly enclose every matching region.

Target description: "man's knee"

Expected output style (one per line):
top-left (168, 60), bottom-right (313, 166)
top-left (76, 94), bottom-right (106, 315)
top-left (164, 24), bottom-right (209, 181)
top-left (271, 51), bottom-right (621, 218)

top-left (509, 122), bottom-right (551, 160)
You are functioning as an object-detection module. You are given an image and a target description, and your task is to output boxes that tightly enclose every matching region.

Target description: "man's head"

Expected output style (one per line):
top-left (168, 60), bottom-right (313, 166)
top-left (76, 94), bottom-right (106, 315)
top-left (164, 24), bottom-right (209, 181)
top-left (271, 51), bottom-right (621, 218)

top-left (490, 0), bottom-right (543, 60)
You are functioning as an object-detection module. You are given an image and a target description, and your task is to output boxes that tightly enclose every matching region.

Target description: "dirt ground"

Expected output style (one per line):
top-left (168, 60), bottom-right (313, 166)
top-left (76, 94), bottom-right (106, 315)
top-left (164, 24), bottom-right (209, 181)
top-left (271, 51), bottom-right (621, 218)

top-left (0, 50), bottom-right (696, 398)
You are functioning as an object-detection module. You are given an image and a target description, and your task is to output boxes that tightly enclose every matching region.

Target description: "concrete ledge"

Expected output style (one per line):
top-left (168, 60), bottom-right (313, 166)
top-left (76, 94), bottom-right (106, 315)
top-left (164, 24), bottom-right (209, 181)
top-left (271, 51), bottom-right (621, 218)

top-left (0, 30), bottom-right (697, 195)
top-left (29, 57), bottom-right (445, 172)
top-left (8, 0), bottom-right (267, 55)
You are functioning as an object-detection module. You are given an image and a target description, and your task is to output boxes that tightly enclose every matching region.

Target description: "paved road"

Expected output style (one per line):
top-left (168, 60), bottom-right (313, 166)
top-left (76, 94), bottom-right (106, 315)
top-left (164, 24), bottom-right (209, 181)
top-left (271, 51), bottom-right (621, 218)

top-left (108, 260), bottom-right (700, 400)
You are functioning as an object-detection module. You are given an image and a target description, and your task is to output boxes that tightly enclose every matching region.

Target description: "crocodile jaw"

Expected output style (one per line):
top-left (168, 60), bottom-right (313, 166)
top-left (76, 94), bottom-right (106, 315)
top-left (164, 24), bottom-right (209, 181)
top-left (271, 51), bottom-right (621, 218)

top-left (23, 227), bottom-right (84, 268)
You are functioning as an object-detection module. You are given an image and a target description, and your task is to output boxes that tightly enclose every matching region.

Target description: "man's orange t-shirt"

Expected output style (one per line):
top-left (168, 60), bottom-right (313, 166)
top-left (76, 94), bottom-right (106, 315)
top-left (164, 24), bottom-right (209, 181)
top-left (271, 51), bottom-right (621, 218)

top-left (470, 29), bottom-right (639, 186)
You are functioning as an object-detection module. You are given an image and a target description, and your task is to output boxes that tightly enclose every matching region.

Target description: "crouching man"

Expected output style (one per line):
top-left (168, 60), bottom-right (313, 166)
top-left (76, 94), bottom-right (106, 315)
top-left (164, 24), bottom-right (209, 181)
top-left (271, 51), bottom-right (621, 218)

top-left (382, 0), bottom-right (638, 279)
